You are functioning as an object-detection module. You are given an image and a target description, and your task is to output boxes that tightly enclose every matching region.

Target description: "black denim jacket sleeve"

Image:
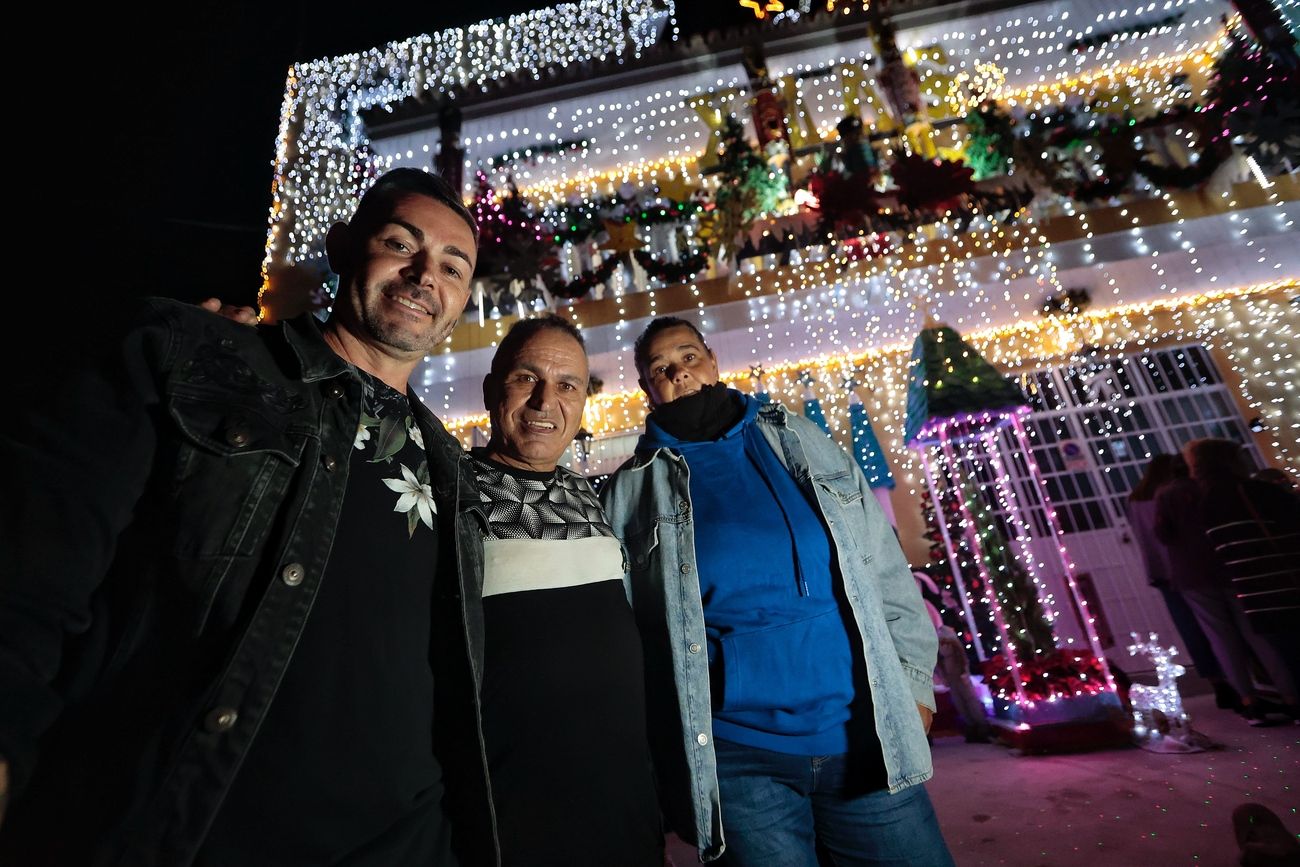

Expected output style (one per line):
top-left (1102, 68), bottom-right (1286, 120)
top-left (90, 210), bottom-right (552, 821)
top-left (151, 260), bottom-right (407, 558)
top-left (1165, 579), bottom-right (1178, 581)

top-left (0, 301), bottom-right (180, 794)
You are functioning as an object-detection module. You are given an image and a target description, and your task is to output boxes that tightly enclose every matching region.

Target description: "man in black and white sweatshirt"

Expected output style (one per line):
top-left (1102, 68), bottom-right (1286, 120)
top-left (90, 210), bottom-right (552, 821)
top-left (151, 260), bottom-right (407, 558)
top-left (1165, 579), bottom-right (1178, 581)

top-left (470, 315), bottom-right (662, 867)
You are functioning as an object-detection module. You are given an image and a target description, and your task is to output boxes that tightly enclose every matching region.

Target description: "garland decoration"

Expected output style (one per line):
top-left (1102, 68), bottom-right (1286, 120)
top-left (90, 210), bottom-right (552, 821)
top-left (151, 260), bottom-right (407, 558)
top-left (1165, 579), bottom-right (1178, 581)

top-left (547, 257), bottom-right (620, 299)
top-left (633, 249), bottom-right (709, 283)
top-left (546, 197), bottom-right (702, 245)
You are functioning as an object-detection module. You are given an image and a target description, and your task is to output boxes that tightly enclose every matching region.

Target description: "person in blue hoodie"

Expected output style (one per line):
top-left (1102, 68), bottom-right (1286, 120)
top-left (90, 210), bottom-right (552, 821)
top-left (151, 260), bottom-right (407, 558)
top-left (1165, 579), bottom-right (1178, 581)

top-left (601, 316), bottom-right (953, 866)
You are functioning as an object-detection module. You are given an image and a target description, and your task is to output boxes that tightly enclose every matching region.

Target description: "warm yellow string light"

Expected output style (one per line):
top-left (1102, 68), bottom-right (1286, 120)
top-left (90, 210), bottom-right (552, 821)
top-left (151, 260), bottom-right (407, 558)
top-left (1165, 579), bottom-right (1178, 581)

top-left (444, 280), bottom-right (1300, 476)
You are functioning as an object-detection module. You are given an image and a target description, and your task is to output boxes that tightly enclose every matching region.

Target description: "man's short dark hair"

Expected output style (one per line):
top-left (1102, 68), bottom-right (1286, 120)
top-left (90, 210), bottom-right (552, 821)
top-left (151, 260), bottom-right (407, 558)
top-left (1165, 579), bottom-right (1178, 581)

top-left (351, 168), bottom-right (479, 244)
top-left (490, 315), bottom-right (587, 378)
top-left (633, 316), bottom-right (709, 374)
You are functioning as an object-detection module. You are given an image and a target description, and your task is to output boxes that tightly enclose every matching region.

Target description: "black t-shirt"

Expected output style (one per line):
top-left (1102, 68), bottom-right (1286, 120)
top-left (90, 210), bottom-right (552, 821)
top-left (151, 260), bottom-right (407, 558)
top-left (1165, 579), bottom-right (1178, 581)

top-left (201, 372), bottom-right (453, 866)
top-left (471, 451), bottom-right (662, 867)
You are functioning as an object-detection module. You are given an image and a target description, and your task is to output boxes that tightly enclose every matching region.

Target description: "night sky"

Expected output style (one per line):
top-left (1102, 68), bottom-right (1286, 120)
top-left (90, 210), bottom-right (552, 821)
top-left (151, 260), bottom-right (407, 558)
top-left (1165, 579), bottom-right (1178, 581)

top-left (57, 2), bottom-right (753, 312)
top-left (57, 2), bottom-right (536, 311)
top-left (24, 2), bottom-right (750, 387)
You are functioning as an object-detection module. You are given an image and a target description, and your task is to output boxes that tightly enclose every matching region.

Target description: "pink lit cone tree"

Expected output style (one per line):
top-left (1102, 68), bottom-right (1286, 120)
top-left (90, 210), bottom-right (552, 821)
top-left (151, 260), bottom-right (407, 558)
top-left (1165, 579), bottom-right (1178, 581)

top-left (906, 324), bottom-right (1126, 747)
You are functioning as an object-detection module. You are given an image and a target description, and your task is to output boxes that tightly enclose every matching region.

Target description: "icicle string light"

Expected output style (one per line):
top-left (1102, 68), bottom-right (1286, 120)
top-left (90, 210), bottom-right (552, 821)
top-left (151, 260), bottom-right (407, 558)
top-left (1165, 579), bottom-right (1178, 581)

top-left (259, 0), bottom-right (678, 311)
top-left (261, 0), bottom-right (1251, 312)
top-left (258, 4), bottom-right (1297, 588)
top-left (442, 277), bottom-right (1297, 454)
top-left (1010, 409), bottom-right (1118, 695)
top-left (937, 433), bottom-right (1031, 709)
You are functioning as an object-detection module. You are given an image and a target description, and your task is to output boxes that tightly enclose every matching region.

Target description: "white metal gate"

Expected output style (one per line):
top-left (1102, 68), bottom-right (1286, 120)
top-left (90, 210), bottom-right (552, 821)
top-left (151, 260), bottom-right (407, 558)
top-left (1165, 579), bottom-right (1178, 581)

top-left (1008, 343), bottom-right (1267, 667)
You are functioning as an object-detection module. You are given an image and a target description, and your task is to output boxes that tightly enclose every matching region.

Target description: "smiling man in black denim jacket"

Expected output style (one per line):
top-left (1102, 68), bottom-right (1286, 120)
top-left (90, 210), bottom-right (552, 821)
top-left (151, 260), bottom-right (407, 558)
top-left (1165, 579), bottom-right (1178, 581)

top-left (0, 169), bottom-right (500, 866)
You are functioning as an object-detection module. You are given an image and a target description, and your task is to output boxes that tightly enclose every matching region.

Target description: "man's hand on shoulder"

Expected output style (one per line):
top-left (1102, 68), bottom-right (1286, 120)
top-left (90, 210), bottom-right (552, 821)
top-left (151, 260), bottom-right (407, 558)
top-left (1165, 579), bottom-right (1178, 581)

top-left (917, 703), bottom-right (933, 734)
top-left (198, 297), bottom-right (259, 327)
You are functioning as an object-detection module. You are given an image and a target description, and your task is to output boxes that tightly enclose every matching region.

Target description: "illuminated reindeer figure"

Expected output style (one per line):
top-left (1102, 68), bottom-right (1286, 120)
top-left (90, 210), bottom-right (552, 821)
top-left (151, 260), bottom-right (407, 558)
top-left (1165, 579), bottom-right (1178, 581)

top-left (1126, 632), bottom-right (1216, 753)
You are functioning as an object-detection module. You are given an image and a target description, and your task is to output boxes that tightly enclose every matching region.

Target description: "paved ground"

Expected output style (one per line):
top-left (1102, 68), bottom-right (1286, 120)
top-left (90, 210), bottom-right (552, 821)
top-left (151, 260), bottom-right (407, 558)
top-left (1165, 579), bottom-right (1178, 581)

top-left (666, 687), bottom-right (1297, 866)
top-left (927, 690), bottom-right (1297, 867)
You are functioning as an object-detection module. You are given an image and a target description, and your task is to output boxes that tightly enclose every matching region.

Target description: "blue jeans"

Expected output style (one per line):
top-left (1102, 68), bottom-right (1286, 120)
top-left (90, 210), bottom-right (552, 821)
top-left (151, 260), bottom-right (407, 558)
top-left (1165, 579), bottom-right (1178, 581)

top-left (714, 739), bottom-right (955, 867)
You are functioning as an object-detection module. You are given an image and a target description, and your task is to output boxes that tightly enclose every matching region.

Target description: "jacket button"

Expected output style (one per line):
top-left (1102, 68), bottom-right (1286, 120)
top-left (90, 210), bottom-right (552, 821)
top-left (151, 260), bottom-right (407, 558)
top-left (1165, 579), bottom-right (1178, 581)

top-left (680, 563), bottom-right (691, 574)
top-left (688, 642), bottom-right (701, 654)
top-left (325, 382), bottom-right (345, 400)
top-left (224, 423), bottom-right (251, 447)
top-left (696, 733), bottom-right (709, 746)
top-left (204, 707), bottom-right (239, 733)
top-left (323, 454), bottom-right (338, 472)
top-left (281, 562), bottom-right (305, 586)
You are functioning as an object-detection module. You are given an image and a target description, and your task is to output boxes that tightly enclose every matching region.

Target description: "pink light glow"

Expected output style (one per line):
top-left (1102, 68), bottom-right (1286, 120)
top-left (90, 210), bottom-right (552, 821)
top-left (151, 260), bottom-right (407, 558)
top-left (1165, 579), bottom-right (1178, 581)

top-left (936, 429), bottom-right (1030, 709)
top-left (913, 406), bottom-right (1029, 445)
top-left (916, 406), bottom-right (1119, 710)
top-left (1010, 412), bottom-right (1118, 696)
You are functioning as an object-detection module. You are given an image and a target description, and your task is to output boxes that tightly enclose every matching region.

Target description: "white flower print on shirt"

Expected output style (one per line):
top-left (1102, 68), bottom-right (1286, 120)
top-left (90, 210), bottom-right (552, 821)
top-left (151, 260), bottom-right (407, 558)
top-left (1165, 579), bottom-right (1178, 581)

top-left (383, 462), bottom-right (437, 537)
top-left (355, 412), bottom-right (379, 451)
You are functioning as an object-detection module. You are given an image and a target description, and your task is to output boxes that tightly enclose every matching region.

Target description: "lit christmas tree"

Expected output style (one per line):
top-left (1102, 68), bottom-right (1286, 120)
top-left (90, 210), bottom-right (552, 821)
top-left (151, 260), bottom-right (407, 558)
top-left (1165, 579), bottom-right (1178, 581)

top-left (904, 324), bottom-right (1025, 445)
top-left (962, 101), bottom-right (1016, 181)
top-left (906, 324), bottom-right (1125, 749)
top-left (918, 485), bottom-right (996, 668)
top-left (950, 471), bottom-right (1056, 662)
top-left (710, 114), bottom-right (788, 259)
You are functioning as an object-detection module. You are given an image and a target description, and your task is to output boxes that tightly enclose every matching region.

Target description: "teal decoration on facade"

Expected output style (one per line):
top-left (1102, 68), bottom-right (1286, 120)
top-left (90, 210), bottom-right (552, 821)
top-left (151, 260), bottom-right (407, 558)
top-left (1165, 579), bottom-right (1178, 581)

top-left (803, 398), bottom-right (830, 434)
top-left (799, 370), bottom-right (831, 435)
top-left (850, 396), bottom-right (896, 490)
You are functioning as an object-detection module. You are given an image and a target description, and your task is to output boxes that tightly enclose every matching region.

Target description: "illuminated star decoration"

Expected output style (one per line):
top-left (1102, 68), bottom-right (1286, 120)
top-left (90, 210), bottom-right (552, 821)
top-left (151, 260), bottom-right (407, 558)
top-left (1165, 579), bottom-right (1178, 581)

top-left (740, 0), bottom-right (784, 19)
top-left (596, 219), bottom-right (648, 253)
top-left (656, 174), bottom-right (698, 204)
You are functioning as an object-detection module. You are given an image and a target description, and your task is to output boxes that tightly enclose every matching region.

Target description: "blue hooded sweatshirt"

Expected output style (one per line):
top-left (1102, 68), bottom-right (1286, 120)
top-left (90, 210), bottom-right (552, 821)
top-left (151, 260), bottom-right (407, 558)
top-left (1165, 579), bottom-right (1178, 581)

top-left (640, 392), bottom-right (866, 755)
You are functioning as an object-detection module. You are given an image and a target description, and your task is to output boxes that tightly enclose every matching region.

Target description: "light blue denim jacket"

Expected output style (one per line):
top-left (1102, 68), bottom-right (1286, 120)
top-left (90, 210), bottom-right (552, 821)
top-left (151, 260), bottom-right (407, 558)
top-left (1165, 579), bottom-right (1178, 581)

top-left (601, 402), bottom-right (937, 862)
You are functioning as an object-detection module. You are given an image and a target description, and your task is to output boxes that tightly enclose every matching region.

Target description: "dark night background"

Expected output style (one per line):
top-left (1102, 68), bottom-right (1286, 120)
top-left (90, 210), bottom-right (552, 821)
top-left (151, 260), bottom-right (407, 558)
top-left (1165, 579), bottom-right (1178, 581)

top-left (55, 2), bottom-right (753, 306)
top-left (26, 1), bottom-right (751, 387)
top-left (59, 2), bottom-right (541, 310)
top-left (23, 3), bottom-right (514, 383)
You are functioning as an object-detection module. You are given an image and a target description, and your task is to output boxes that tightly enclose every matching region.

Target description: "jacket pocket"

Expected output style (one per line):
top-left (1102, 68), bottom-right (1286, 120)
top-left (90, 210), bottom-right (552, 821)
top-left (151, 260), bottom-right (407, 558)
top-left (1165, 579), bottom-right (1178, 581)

top-left (169, 390), bottom-right (305, 467)
top-left (813, 470), bottom-right (863, 506)
top-left (166, 390), bottom-right (307, 558)
top-left (718, 607), bottom-right (855, 719)
top-left (163, 390), bottom-right (309, 631)
top-left (626, 521), bottom-right (661, 572)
